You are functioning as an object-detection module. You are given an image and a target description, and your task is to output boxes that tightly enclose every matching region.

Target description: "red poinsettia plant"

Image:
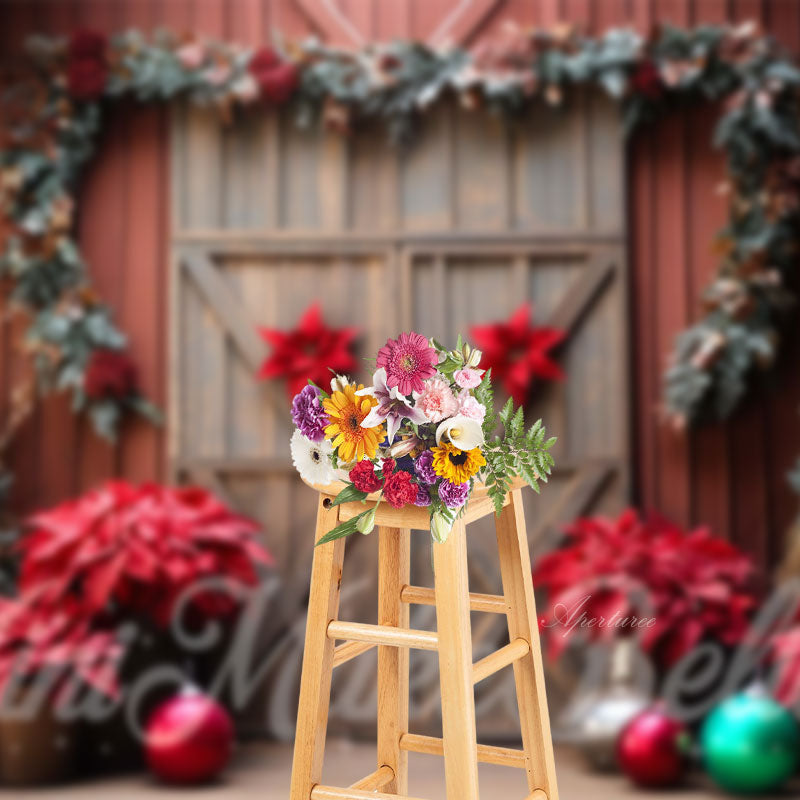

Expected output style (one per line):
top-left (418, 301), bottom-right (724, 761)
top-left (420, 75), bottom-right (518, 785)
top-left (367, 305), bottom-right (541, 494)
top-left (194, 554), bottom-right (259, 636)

top-left (533, 509), bottom-right (758, 667)
top-left (0, 594), bottom-right (122, 703)
top-left (21, 481), bottom-right (272, 627)
top-left (0, 482), bottom-right (272, 701)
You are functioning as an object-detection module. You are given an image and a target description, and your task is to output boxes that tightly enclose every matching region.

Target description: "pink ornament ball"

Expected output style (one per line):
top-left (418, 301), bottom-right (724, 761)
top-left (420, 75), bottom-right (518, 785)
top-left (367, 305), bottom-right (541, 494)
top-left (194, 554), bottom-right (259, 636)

top-left (618, 706), bottom-right (690, 788)
top-left (144, 688), bottom-right (234, 784)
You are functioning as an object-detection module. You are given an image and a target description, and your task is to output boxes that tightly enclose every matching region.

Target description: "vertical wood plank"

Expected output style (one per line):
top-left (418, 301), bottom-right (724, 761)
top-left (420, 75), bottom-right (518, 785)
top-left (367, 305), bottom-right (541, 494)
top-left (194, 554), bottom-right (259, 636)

top-left (495, 490), bottom-right (559, 800)
top-left (289, 496), bottom-right (346, 800)
top-left (432, 519), bottom-right (479, 800)
top-left (377, 526), bottom-right (410, 795)
top-left (652, 0), bottom-right (692, 525)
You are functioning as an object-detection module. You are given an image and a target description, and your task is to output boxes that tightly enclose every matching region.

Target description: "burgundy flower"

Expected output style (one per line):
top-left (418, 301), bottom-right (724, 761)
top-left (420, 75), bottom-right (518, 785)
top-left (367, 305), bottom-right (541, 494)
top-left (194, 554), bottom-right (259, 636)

top-left (68, 29), bottom-right (106, 59)
top-left (84, 348), bottom-right (138, 400)
top-left (67, 29), bottom-right (108, 101)
top-left (631, 60), bottom-right (663, 100)
top-left (248, 47), bottom-right (298, 104)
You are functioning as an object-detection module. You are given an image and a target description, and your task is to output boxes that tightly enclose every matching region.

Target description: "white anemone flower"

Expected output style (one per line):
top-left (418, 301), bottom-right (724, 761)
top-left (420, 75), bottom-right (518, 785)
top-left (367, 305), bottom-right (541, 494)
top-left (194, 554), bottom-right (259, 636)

top-left (435, 415), bottom-right (485, 451)
top-left (290, 429), bottom-right (336, 485)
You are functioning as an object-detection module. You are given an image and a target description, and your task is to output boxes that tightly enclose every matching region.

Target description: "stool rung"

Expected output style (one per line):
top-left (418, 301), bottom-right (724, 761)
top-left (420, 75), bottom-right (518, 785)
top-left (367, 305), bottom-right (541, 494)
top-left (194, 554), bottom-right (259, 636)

top-left (526, 791), bottom-right (548, 800)
top-left (312, 787), bottom-right (427, 800)
top-left (472, 637), bottom-right (530, 684)
top-left (327, 620), bottom-right (438, 651)
top-left (400, 584), bottom-right (507, 614)
top-left (332, 640), bottom-right (376, 668)
top-left (349, 765), bottom-right (394, 790)
top-left (399, 733), bottom-right (526, 768)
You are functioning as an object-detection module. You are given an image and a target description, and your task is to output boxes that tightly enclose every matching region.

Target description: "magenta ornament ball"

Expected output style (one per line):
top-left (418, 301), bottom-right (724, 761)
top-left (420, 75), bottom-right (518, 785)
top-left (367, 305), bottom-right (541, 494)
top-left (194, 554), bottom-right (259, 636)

top-left (618, 706), bottom-right (690, 788)
top-left (144, 688), bottom-right (234, 784)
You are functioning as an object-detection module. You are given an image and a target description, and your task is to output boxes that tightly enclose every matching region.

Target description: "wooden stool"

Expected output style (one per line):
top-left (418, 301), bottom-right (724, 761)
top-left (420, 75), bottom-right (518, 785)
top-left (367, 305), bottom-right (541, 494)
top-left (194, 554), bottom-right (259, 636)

top-left (289, 479), bottom-right (559, 800)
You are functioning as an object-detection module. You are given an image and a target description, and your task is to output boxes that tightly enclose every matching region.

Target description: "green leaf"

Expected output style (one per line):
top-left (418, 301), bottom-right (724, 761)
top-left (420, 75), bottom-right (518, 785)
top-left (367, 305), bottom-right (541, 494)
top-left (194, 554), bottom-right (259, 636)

top-left (330, 484), bottom-right (369, 506)
top-left (315, 508), bottom-right (373, 546)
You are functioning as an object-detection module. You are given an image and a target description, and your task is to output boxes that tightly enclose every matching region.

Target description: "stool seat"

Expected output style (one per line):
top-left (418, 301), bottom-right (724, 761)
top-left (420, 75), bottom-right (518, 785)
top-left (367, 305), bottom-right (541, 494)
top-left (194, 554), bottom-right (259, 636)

top-left (301, 476), bottom-right (528, 530)
top-left (289, 482), bottom-right (559, 800)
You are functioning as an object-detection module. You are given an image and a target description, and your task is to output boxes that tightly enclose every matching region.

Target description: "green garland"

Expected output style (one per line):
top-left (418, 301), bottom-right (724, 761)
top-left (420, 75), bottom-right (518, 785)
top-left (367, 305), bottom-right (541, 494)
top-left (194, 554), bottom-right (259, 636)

top-left (1, 22), bottom-right (799, 447)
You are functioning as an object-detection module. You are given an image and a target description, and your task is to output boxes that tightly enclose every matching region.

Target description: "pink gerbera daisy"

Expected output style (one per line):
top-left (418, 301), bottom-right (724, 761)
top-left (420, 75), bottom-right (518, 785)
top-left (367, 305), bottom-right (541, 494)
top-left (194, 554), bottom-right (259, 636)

top-left (376, 332), bottom-right (438, 395)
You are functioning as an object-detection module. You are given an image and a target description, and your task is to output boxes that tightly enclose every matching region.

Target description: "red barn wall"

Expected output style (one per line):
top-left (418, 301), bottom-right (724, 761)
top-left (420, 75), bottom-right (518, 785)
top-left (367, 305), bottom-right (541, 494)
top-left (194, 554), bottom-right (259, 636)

top-left (1, 0), bottom-right (799, 570)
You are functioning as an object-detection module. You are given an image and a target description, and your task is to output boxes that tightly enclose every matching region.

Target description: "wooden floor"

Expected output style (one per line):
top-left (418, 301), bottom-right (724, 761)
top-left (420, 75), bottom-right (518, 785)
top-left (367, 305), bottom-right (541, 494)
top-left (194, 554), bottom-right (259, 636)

top-left (12, 740), bottom-right (799, 799)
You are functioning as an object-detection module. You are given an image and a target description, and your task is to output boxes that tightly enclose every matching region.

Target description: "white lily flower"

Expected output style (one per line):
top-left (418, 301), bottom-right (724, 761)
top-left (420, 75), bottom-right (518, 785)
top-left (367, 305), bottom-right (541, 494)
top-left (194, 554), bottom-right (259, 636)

top-left (435, 415), bottom-right (485, 450)
top-left (356, 368), bottom-right (427, 444)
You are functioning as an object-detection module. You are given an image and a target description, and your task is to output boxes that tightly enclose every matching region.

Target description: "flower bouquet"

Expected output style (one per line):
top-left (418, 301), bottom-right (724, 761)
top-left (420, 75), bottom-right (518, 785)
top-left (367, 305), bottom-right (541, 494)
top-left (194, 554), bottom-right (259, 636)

top-left (289, 331), bottom-right (556, 544)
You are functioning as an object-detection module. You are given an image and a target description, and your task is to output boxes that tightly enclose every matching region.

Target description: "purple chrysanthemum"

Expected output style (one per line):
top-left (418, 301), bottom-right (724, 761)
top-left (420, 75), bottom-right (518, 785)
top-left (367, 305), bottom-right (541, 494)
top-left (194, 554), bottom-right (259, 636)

top-left (414, 484), bottom-right (432, 507)
top-left (438, 479), bottom-right (469, 509)
top-left (414, 450), bottom-right (438, 485)
top-left (291, 384), bottom-right (329, 442)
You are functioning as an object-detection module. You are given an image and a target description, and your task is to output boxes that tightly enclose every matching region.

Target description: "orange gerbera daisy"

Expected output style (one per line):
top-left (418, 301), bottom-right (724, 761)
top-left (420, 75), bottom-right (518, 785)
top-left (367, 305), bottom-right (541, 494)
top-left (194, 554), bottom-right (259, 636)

top-left (323, 383), bottom-right (384, 462)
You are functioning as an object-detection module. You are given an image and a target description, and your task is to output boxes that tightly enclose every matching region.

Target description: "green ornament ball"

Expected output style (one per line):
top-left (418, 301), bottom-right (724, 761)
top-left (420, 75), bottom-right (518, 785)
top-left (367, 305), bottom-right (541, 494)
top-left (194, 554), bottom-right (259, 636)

top-left (700, 691), bottom-right (800, 794)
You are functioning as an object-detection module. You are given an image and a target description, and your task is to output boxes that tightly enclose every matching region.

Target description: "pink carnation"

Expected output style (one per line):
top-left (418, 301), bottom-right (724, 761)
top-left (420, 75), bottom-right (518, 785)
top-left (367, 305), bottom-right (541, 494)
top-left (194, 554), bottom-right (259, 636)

top-left (457, 392), bottom-right (486, 423)
top-left (454, 367), bottom-right (484, 389)
top-left (376, 331), bottom-right (438, 395)
top-left (416, 377), bottom-right (458, 422)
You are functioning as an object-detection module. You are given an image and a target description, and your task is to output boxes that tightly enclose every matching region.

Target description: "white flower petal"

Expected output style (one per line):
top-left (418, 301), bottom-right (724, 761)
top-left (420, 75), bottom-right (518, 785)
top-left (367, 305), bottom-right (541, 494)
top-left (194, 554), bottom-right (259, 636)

top-left (360, 406), bottom-right (385, 429)
top-left (290, 429), bottom-right (336, 485)
top-left (435, 415), bottom-right (484, 450)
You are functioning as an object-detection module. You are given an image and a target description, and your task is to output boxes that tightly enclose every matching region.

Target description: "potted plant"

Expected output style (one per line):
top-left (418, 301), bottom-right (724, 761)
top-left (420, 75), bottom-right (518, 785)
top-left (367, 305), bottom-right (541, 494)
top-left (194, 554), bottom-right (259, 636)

top-left (0, 595), bottom-right (120, 784)
top-left (0, 481), bottom-right (272, 780)
top-left (533, 508), bottom-right (758, 667)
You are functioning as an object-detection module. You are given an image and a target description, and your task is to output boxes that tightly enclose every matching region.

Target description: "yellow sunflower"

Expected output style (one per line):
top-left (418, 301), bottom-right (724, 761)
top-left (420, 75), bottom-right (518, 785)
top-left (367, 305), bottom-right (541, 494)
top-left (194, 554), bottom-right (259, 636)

top-left (323, 383), bottom-right (384, 462)
top-left (431, 442), bottom-right (486, 484)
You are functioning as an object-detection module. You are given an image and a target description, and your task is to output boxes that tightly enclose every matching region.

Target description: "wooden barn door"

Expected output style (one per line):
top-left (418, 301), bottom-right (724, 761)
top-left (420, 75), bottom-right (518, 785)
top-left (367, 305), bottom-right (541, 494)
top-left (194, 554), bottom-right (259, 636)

top-left (170, 93), bottom-right (626, 737)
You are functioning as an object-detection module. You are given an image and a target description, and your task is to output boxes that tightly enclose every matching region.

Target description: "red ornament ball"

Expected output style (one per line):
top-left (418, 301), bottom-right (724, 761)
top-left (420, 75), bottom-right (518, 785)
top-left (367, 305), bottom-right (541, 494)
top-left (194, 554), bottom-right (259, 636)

top-left (618, 706), bottom-right (690, 788)
top-left (145, 688), bottom-right (234, 784)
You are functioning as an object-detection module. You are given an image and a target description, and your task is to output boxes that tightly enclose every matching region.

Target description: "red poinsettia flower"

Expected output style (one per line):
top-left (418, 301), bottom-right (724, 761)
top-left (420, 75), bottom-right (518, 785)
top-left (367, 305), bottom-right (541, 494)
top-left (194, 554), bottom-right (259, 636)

top-left (533, 509), bottom-right (758, 666)
top-left (21, 481), bottom-right (273, 628)
top-left (470, 304), bottom-right (564, 405)
top-left (258, 304), bottom-right (358, 399)
top-left (84, 348), bottom-right (138, 400)
top-left (248, 47), bottom-right (299, 104)
top-left (66, 29), bottom-right (108, 101)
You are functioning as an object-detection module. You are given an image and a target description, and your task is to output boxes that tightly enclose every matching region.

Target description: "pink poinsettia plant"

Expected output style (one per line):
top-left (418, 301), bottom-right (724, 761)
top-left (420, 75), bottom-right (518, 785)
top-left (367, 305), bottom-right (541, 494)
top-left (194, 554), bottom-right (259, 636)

top-left (533, 509), bottom-right (758, 666)
top-left (0, 482), bottom-right (271, 702)
top-left (289, 332), bottom-right (557, 545)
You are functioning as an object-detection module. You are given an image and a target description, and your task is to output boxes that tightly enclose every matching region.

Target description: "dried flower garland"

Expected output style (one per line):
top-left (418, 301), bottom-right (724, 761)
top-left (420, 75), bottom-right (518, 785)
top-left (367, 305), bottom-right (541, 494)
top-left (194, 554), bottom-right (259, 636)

top-left (2, 21), bottom-right (799, 447)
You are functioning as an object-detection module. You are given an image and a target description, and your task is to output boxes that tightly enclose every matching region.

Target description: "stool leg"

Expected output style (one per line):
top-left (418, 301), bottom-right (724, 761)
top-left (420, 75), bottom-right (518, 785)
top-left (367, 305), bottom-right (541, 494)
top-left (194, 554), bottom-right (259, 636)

top-left (377, 526), bottom-right (410, 794)
top-left (433, 518), bottom-right (480, 800)
top-left (495, 490), bottom-right (559, 800)
top-left (290, 497), bottom-right (346, 800)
